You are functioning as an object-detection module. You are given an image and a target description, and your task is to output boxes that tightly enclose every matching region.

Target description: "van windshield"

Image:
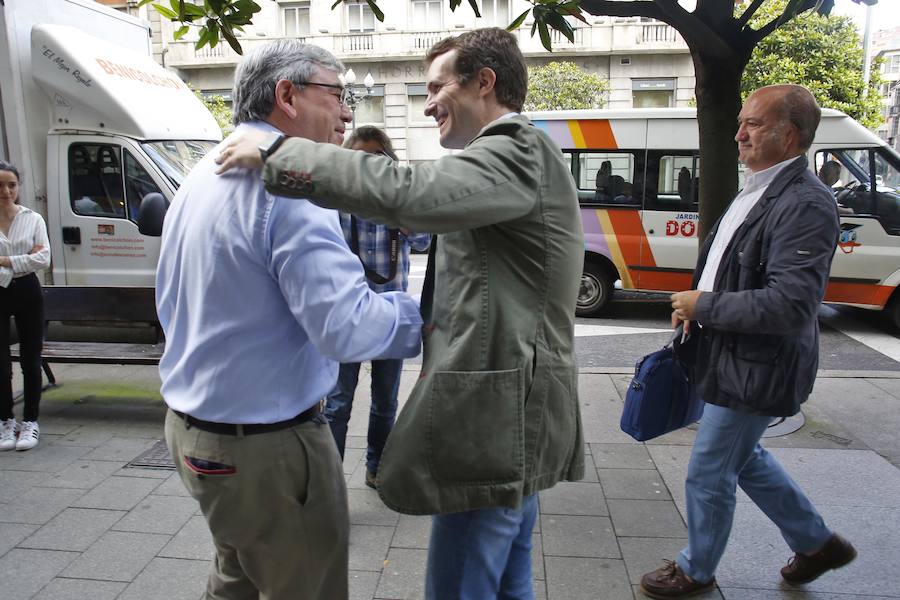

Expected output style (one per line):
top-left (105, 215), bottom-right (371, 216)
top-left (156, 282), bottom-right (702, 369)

top-left (141, 140), bottom-right (217, 188)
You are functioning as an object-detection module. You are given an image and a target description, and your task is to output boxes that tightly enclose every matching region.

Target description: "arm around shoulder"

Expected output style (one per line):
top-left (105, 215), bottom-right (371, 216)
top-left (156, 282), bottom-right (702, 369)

top-left (262, 131), bottom-right (541, 233)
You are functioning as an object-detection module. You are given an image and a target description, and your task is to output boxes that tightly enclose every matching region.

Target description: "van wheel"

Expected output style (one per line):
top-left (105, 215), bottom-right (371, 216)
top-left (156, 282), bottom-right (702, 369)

top-left (886, 294), bottom-right (900, 332)
top-left (577, 261), bottom-right (614, 318)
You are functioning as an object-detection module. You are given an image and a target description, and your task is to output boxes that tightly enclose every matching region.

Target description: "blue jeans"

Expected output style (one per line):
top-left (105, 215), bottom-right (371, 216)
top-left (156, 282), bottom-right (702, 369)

top-left (324, 359), bottom-right (402, 474)
top-left (677, 403), bottom-right (832, 583)
top-left (425, 494), bottom-right (538, 600)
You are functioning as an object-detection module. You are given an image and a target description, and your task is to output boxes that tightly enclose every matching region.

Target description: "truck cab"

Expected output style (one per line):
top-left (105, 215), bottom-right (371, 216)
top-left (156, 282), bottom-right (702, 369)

top-left (0, 1), bottom-right (221, 286)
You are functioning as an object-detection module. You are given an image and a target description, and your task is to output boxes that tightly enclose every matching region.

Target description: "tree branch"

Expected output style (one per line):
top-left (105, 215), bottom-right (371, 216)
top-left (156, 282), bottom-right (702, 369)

top-left (579, 0), bottom-right (734, 60)
top-left (750, 0), bottom-right (819, 43)
top-left (735, 0), bottom-right (766, 29)
top-left (577, 0), bottom-right (664, 20)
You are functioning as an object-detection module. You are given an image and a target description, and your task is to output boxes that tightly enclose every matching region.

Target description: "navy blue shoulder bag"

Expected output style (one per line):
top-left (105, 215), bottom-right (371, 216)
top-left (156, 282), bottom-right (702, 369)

top-left (620, 324), bottom-right (704, 442)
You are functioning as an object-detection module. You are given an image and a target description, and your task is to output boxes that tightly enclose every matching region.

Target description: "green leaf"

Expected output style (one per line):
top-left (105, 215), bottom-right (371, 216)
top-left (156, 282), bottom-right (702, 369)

top-left (173, 25), bottom-right (190, 40)
top-left (151, 3), bottom-right (178, 19)
top-left (183, 3), bottom-right (207, 17)
top-left (365, 0), bottom-right (384, 21)
top-left (207, 20), bottom-right (220, 47)
top-left (507, 8), bottom-right (530, 31)
top-left (136, 0), bottom-right (154, 7)
top-left (560, 5), bottom-right (589, 25)
top-left (195, 27), bottom-right (211, 50)
top-left (220, 25), bottom-right (243, 55)
top-left (331, 0), bottom-right (342, 9)
top-left (449, 0), bottom-right (461, 12)
top-left (466, 0), bottom-right (482, 18)
top-left (546, 10), bottom-right (574, 43)
top-left (537, 19), bottom-right (552, 52)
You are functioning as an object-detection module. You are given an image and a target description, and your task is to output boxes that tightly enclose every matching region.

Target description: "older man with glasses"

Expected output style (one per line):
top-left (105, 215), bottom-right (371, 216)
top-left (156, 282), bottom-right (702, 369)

top-left (156, 40), bottom-right (422, 600)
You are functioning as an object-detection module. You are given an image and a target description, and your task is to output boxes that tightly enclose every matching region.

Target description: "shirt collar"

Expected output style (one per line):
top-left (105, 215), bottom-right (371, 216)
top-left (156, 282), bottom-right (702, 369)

top-left (743, 155), bottom-right (802, 193)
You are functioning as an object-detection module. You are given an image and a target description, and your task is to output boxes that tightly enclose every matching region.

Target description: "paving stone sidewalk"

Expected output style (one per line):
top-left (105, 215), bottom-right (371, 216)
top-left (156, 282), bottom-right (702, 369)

top-left (1, 363), bottom-right (898, 599)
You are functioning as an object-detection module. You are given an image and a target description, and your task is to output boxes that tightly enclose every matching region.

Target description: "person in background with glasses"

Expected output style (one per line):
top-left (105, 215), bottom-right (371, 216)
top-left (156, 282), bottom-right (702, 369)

top-left (326, 125), bottom-right (431, 489)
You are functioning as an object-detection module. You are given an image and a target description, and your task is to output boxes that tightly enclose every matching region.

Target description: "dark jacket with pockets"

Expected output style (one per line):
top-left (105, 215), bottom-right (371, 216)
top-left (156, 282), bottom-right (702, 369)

top-left (691, 156), bottom-right (840, 417)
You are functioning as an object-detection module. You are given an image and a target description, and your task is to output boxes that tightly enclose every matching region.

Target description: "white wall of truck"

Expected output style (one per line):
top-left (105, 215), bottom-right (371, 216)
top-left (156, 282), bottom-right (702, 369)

top-left (0, 0), bottom-right (220, 286)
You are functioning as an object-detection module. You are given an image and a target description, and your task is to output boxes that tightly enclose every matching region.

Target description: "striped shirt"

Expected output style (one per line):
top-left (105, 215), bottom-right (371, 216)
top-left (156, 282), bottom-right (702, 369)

top-left (0, 205), bottom-right (51, 288)
top-left (339, 213), bottom-right (431, 293)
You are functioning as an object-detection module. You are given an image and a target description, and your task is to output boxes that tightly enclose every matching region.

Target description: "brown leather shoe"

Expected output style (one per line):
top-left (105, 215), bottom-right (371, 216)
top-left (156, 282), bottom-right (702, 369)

top-left (365, 470), bottom-right (377, 489)
top-left (781, 533), bottom-right (857, 584)
top-left (640, 560), bottom-right (715, 599)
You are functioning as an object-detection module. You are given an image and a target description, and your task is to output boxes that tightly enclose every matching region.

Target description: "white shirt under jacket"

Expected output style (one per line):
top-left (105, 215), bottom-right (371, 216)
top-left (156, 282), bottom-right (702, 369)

top-left (697, 156), bottom-right (802, 292)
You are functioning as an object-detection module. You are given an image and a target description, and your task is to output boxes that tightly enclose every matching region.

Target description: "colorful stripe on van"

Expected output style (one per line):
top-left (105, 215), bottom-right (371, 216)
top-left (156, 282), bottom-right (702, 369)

top-left (583, 206), bottom-right (893, 308)
top-left (583, 208), bottom-right (692, 292)
top-left (533, 120), bottom-right (618, 150)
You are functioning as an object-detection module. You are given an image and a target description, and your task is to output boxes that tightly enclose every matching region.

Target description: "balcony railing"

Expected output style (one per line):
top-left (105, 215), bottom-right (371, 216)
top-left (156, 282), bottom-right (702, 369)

top-left (411, 31), bottom-right (443, 51)
top-left (163, 21), bottom-right (687, 69)
top-left (638, 23), bottom-right (678, 44)
top-left (341, 33), bottom-right (374, 53)
top-left (550, 27), bottom-right (585, 47)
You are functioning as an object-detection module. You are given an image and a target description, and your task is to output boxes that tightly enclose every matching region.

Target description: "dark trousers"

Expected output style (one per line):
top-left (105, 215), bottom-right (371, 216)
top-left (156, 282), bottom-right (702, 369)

top-left (324, 359), bottom-right (402, 474)
top-left (1, 273), bottom-right (44, 422)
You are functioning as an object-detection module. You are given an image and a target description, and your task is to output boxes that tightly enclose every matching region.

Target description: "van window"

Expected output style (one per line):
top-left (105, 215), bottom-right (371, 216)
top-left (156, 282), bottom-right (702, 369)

top-left (816, 148), bottom-right (900, 234)
top-left (69, 144), bottom-right (126, 219)
top-left (569, 150), bottom-right (643, 206)
top-left (124, 151), bottom-right (164, 224)
top-left (646, 152), bottom-right (699, 211)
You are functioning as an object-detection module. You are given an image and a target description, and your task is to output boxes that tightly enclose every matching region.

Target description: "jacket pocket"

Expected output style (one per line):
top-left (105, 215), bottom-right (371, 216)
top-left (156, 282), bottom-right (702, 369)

top-left (716, 335), bottom-right (784, 410)
top-left (736, 242), bottom-right (765, 289)
top-left (427, 368), bottom-right (524, 484)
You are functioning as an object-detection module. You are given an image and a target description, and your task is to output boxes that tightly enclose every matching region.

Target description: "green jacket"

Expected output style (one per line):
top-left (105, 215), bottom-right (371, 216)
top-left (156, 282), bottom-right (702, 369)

top-left (264, 115), bottom-right (585, 514)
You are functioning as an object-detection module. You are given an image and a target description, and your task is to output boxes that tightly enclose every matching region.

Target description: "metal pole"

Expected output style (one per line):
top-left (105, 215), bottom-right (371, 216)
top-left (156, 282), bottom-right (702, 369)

top-left (862, 3), bottom-right (874, 96)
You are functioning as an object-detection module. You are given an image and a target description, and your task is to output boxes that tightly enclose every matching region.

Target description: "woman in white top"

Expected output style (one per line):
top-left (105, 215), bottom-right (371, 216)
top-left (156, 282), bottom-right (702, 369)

top-left (0, 161), bottom-right (51, 451)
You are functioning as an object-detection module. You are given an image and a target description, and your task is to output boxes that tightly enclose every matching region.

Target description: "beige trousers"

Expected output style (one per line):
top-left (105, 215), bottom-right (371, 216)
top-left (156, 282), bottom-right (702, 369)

top-left (165, 409), bottom-right (349, 600)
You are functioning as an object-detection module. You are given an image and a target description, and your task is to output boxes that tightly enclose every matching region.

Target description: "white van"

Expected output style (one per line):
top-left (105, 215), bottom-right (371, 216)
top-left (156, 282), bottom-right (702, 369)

top-left (527, 108), bottom-right (900, 327)
top-left (0, 0), bottom-right (221, 286)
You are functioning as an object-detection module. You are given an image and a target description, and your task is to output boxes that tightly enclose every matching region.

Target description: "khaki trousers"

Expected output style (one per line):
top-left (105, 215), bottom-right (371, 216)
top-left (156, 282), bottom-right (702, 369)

top-left (165, 409), bottom-right (349, 600)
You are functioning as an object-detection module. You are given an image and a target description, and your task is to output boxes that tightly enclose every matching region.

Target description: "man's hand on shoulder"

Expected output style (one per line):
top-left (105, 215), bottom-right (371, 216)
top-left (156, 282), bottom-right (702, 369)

top-left (215, 131), bottom-right (270, 174)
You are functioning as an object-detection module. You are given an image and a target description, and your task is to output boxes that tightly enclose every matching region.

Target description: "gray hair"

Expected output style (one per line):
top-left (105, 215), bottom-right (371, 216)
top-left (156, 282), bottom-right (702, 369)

top-left (231, 40), bottom-right (344, 125)
top-left (764, 84), bottom-right (821, 152)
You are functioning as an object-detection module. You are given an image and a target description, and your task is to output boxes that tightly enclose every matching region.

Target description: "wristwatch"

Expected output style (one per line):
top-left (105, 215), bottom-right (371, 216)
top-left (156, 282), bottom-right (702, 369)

top-left (258, 132), bottom-right (287, 163)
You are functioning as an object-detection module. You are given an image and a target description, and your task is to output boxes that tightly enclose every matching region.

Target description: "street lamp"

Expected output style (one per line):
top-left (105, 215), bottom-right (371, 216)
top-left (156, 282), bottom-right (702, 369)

top-left (342, 68), bottom-right (376, 130)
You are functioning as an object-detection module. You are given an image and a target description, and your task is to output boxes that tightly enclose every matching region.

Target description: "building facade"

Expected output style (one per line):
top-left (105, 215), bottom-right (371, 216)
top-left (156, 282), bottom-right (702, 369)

top-left (871, 27), bottom-right (900, 151)
top-left (99, 0), bottom-right (693, 161)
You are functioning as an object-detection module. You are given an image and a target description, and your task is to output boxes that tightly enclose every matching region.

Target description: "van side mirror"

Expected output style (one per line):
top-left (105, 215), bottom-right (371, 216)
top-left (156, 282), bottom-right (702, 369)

top-left (137, 192), bottom-right (168, 237)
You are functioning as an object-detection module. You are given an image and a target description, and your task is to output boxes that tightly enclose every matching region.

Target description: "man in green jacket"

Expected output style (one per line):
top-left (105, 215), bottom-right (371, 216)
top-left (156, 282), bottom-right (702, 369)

top-left (216, 28), bottom-right (584, 599)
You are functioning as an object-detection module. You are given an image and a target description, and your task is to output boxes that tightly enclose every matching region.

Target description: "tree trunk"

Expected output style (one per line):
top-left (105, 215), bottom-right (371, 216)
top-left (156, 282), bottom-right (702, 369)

top-left (692, 50), bottom-right (750, 240)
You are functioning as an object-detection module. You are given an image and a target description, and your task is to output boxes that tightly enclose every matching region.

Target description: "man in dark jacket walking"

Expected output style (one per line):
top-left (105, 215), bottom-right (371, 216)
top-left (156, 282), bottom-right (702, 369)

top-left (640, 85), bottom-right (856, 599)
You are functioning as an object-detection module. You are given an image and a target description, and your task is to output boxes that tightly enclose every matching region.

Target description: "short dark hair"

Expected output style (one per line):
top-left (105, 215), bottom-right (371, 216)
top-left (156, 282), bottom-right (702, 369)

top-left (772, 84), bottom-right (820, 151)
top-left (425, 28), bottom-right (527, 113)
top-left (344, 125), bottom-right (398, 161)
top-left (0, 160), bottom-right (20, 182)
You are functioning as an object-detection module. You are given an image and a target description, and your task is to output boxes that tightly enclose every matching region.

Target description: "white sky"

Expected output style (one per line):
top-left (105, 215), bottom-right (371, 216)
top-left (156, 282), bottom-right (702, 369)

top-left (831, 0), bottom-right (900, 34)
top-left (674, 1), bottom-right (900, 34)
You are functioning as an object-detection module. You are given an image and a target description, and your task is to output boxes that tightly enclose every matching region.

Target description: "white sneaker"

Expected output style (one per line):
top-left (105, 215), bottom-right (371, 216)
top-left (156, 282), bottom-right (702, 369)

top-left (15, 421), bottom-right (39, 451)
top-left (0, 418), bottom-right (17, 451)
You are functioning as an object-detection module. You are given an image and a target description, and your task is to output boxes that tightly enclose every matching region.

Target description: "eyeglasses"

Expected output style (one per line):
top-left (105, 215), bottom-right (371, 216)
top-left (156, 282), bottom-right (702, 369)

top-left (302, 81), bottom-right (350, 106)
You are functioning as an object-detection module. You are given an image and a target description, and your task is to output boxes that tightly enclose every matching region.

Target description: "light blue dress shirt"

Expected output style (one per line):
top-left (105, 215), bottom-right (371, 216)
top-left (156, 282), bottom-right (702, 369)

top-left (156, 122), bottom-right (423, 424)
